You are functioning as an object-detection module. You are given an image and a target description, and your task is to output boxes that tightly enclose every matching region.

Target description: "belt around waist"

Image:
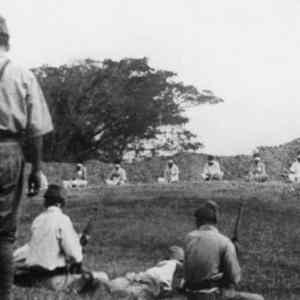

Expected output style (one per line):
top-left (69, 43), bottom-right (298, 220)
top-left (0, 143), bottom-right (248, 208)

top-left (0, 130), bottom-right (21, 141)
top-left (185, 280), bottom-right (220, 292)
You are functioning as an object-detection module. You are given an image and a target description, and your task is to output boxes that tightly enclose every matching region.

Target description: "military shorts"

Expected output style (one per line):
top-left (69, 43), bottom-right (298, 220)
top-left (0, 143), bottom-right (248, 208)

top-left (0, 139), bottom-right (24, 241)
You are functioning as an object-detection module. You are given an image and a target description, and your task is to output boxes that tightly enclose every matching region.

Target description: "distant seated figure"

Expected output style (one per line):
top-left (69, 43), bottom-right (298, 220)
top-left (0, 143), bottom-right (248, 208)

top-left (106, 162), bottom-right (127, 185)
top-left (106, 246), bottom-right (184, 299)
top-left (158, 160), bottom-right (180, 184)
top-left (76, 163), bottom-right (87, 180)
top-left (288, 152), bottom-right (300, 183)
top-left (248, 154), bottom-right (268, 182)
top-left (202, 155), bottom-right (224, 181)
top-left (40, 172), bottom-right (49, 190)
top-left (62, 163), bottom-right (88, 189)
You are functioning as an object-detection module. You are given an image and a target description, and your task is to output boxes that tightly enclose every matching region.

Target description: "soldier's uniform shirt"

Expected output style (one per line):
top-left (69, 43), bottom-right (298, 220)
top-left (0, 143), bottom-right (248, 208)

top-left (0, 54), bottom-right (53, 137)
top-left (14, 206), bottom-right (83, 271)
top-left (249, 162), bottom-right (266, 176)
top-left (290, 161), bottom-right (300, 176)
top-left (203, 161), bottom-right (222, 176)
top-left (164, 164), bottom-right (179, 182)
top-left (109, 167), bottom-right (127, 182)
top-left (184, 225), bottom-right (241, 288)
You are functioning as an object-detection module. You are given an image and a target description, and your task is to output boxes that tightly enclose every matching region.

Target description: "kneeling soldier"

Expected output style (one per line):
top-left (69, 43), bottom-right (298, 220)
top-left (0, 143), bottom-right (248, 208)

top-left (184, 202), bottom-right (264, 300)
top-left (14, 184), bottom-right (107, 294)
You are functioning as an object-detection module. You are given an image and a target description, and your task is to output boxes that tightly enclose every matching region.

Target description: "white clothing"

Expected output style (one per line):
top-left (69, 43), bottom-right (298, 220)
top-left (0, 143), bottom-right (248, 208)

top-left (76, 165), bottom-right (87, 180)
top-left (164, 164), bottom-right (179, 183)
top-left (40, 172), bottom-right (48, 190)
top-left (289, 161), bottom-right (300, 182)
top-left (289, 173), bottom-right (300, 183)
top-left (62, 179), bottom-right (88, 189)
top-left (290, 161), bottom-right (300, 174)
top-left (14, 206), bottom-right (83, 270)
top-left (202, 161), bottom-right (223, 178)
top-left (107, 167), bottom-right (127, 185)
top-left (144, 259), bottom-right (179, 289)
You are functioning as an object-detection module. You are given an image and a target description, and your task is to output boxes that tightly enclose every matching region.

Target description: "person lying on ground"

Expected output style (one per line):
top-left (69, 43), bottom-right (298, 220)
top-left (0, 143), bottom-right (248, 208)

top-left (202, 155), bottom-right (224, 181)
top-left (248, 153), bottom-right (268, 183)
top-left (104, 246), bottom-right (184, 299)
top-left (13, 184), bottom-right (107, 295)
top-left (106, 161), bottom-right (127, 185)
top-left (184, 201), bottom-right (264, 300)
top-left (162, 159), bottom-right (180, 183)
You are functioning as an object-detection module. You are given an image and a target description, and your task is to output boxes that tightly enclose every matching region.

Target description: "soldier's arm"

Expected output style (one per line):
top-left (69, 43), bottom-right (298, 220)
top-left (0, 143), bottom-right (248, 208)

top-left (28, 136), bottom-right (43, 172)
top-left (222, 240), bottom-right (241, 287)
top-left (59, 216), bottom-right (83, 264)
top-left (26, 71), bottom-right (53, 195)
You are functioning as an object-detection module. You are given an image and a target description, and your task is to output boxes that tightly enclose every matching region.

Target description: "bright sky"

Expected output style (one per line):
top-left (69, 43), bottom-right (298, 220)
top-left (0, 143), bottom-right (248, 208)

top-left (2, 0), bottom-right (300, 155)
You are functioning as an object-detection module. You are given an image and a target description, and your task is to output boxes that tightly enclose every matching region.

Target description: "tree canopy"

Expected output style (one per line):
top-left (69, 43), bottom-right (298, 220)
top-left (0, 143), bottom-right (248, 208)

top-left (33, 58), bottom-right (223, 162)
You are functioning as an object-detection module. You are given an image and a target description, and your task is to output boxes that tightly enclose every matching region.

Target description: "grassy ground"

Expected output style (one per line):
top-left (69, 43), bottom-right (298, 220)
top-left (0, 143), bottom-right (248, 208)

top-left (12, 181), bottom-right (300, 299)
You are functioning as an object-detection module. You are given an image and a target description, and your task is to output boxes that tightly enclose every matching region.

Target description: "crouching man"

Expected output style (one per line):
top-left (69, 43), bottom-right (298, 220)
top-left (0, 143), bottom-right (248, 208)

top-left (106, 162), bottom-right (127, 185)
top-left (184, 202), bottom-right (264, 300)
top-left (202, 156), bottom-right (224, 181)
top-left (248, 153), bottom-right (268, 183)
top-left (105, 246), bottom-right (184, 299)
top-left (287, 152), bottom-right (300, 183)
top-left (14, 184), bottom-right (107, 294)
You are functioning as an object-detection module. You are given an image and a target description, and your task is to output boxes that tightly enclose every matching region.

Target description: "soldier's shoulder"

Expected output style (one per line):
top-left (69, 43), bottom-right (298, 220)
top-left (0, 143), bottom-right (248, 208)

top-left (186, 230), bottom-right (201, 240)
top-left (6, 61), bottom-right (35, 81)
top-left (216, 231), bottom-right (234, 247)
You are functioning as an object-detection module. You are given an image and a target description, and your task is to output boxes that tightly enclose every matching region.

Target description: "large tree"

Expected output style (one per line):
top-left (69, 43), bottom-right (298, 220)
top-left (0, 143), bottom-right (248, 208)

top-left (33, 58), bottom-right (223, 162)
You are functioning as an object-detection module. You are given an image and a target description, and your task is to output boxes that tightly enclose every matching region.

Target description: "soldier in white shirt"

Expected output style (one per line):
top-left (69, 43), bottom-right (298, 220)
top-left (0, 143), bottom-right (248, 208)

top-left (106, 162), bottom-right (127, 185)
top-left (202, 155), bottom-right (224, 181)
top-left (248, 154), bottom-right (268, 183)
top-left (163, 160), bottom-right (180, 183)
top-left (14, 185), bottom-right (108, 294)
top-left (14, 184), bottom-right (82, 270)
top-left (288, 152), bottom-right (300, 183)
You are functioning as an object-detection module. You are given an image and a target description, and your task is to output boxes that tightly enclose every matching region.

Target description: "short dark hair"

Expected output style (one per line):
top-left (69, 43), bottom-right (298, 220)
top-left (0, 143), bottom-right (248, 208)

top-left (44, 185), bottom-right (66, 208)
top-left (0, 33), bottom-right (9, 49)
top-left (194, 205), bottom-right (217, 227)
top-left (44, 195), bottom-right (66, 208)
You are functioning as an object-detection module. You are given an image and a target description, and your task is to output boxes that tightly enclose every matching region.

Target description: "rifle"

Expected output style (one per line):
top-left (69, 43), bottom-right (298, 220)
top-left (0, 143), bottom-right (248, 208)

top-left (80, 206), bottom-right (100, 247)
top-left (80, 192), bottom-right (106, 247)
top-left (231, 198), bottom-right (246, 254)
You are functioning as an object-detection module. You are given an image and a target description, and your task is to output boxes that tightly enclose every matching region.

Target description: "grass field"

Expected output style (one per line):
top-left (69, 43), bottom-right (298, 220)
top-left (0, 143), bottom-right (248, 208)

top-left (12, 181), bottom-right (300, 300)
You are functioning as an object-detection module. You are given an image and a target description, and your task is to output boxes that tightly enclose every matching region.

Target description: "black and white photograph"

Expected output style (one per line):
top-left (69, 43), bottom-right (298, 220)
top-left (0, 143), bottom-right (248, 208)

top-left (0, 1), bottom-right (299, 299)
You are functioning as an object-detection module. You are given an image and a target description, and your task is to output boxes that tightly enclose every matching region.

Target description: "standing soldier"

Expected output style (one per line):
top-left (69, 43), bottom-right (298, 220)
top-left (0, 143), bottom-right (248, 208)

top-left (0, 15), bottom-right (53, 299)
